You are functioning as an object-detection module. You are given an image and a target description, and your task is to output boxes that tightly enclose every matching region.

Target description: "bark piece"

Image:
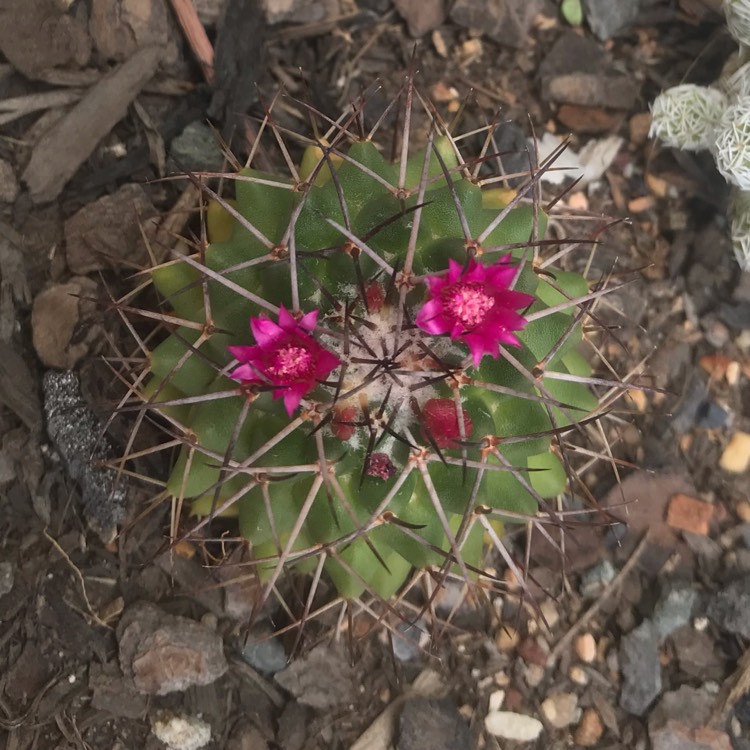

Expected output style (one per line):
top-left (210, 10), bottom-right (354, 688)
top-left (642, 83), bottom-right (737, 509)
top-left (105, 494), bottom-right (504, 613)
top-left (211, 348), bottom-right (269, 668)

top-left (22, 45), bottom-right (163, 204)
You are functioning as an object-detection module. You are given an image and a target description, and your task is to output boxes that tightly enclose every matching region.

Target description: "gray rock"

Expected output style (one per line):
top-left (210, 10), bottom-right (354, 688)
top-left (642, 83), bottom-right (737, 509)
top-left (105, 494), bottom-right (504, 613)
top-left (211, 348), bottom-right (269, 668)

top-left (494, 122), bottom-right (533, 187)
top-left (393, 0), bottom-right (446, 37)
top-left (168, 121), bottom-right (225, 174)
top-left (619, 619), bottom-right (662, 716)
top-left (539, 30), bottom-right (637, 110)
top-left (649, 721), bottom-right (732, 750)
top-left (582, 0), bottom-right (640, 40)
top-left (275, 645), bottom-right (354, 710)
top-left (392, 618), bottom-right (427, 662)
top-left (653, 584), bottom-right (698, 641)
top-left (397, 698), bottom-right (472, 750)
top-left (579, 559), bottom-right (616, 599)
top-left (0, 159), bottom-right (19, 203)
top-left (117, 601), bottom-right (228, 695)
top-left (450, 0), bottom-right (542, 47)
top-left (241, 629), bottom-right (287, 675)
top-left (0, 561), bottom-right (14, 597)
top-left (649, 685), bottom-right (713, 731)
top-left (708, 576), bottom-right (750, 638)
top-left (670, 626), bottom-right (725, 681)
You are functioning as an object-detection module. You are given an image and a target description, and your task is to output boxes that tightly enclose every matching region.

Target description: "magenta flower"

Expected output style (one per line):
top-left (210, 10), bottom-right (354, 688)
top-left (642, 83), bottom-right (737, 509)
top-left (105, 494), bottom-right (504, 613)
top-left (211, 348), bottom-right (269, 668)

top-left (416, 256), bottom-right (534, 367)
top-left (228, 306), bottom-right (340, 416)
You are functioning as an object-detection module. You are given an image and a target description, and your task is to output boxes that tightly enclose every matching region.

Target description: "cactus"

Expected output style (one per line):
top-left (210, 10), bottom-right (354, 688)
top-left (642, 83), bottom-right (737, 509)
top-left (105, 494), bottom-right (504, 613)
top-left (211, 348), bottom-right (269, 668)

top-left (116, 79), bottom-right (624, 632)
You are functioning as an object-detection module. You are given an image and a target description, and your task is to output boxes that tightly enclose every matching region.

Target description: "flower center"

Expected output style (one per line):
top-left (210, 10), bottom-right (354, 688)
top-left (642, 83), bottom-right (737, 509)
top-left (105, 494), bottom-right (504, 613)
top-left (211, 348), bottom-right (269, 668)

top-left (268, 345), bottom-right (313, 380)
top-left (442, 282), bottom-right (494, 329)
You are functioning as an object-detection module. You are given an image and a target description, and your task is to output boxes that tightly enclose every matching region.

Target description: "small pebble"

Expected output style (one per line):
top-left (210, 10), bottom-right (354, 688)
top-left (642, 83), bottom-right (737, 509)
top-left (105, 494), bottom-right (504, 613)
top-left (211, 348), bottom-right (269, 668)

top-left (151, 713), bottom-right (211, 750)
top-left (539, 599), bottom-right (559, 630)
top-left (574, 707), bottom-right (604, 746)
top-left (579, 560), bottom-right (616, 598)
top-left (0, 562), bottom-right (14, 597)
top-left (488, 690), bottom-right (505, 712)
top-left (737, 501), bottom-right (750, 523)
top-left (496, 626), bottom-right (519, 652)
top-left (569, 665), bottom-right (589, 685)
top-left (541, 692), bottom-right (579, 729)
top-left (666, 493), bottom-right (714, 536)
top-left (721, 432), bottom-right (750, 474)
top-left (524, 663), bottom-right (545, 688)
top-left (484, 711), bottom-right (543, 741)
top-left (575, 633), bottom-right (597, 663)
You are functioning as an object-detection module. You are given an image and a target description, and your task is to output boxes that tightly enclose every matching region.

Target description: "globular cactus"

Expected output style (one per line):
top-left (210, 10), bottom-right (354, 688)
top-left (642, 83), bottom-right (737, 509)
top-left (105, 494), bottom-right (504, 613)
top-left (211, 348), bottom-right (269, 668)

top-left (120, 79), bottom-right (617, 624)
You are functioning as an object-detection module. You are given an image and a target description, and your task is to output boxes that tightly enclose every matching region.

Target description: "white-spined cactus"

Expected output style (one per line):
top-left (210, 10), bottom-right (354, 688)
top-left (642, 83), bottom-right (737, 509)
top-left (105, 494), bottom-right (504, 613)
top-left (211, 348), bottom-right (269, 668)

top-left (715, 97), bottom-right (750, 189)
top-left (725, 0), bottom-right (750, 49)
top-left (649, 84), bottom-right (727, 151)
top-left (649, 3), bottom-right (750, 270)
top-left (731, 191), bottom-right (750, 269)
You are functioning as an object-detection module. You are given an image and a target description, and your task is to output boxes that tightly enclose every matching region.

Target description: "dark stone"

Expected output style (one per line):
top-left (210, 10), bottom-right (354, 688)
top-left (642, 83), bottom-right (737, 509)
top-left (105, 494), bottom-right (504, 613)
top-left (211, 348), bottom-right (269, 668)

top-left (397, 698), bottom-right (472, 750)
top-left (450, 0), bottom-right (543, 47)
top-left (708, 577), bottom-right (750, 638)
top-left (582, 0), bottom-right (640, 40)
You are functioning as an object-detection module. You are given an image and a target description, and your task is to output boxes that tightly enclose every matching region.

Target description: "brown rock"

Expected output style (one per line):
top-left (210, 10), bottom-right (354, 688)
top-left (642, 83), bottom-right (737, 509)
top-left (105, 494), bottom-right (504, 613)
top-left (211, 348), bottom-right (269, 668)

top-left (31, 277), bottom-right (100, 369)
top-left (630, 112), bottom-right (653, 146)
top-left (666, 494), bottom-right (714, 536)
top-left (547, 73), bottom-right (638, 110)
top-left (557, 104), bottom-right (624, 134)
top-left (574, 707), bottom-right (604, 746)
top-left (517, 638), bottom-right (547, 666)
top-left (64, 184), bottom-right (158, 274)
top-left (650, 720), bottom-right (732, 750)
top-left (0, 0), bottom-right (90, 79)
top-left (394, 0), bottom-right (446, 37)
top-left (90, 0), bottom-right (179, 64)
top-left (118, 601), bottom-right (227, 695)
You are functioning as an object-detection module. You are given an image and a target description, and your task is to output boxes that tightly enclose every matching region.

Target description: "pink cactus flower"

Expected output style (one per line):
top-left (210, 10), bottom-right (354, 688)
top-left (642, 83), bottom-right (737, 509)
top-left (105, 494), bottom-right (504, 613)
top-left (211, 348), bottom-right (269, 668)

top-left (416, 256), bottom-right (534, 367)
top-left (228, 306), bottom-right (340, 416)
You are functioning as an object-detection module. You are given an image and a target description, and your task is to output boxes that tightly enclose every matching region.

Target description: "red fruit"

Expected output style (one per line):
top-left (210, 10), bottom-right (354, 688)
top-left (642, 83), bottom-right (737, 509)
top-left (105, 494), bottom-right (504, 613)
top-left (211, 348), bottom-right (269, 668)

top-left (420, 398), bottom-right (473, 449)
top-left (364, 282), bottom-right (385, 313)
top-left (331, 405), bottom-right (358, 440)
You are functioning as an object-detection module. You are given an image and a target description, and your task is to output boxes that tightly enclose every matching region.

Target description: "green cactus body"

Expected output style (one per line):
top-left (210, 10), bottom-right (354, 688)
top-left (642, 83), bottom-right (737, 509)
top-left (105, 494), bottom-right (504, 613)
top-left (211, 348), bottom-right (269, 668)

top-left (141, 117), bottom-right (600, 602)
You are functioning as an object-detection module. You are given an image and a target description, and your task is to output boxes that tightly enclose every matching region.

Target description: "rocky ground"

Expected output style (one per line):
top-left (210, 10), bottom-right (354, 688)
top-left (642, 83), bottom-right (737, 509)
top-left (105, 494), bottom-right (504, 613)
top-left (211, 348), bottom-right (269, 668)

top-left (1, 0), bottom-right (750, 748)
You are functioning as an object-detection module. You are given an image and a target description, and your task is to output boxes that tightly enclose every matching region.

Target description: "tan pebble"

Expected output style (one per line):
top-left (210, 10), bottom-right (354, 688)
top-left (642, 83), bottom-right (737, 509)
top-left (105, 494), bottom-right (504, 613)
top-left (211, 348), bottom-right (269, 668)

top-left (494, 670), bottom-right (510, 687)
top-left (720, 432), bottom-right (750, 474)
top-left (575, 633), bottom-right (597, 663)
top-left (629, 111), bottom-right (652, 145)
top-left (539, 599), bottom-right (559, 630)
top-left (727, 360), bottom-right (741, 386)
top-left (458, 704), bottom-right (473, 719)
top-left (626, 387), bottom-right (648, 412)
top-left (496, 626), bottom-right (520, 652)
top-left (737, 501), bottom-right (750, 523)
top-left (569, 665), bottom-right (589, 685)
top-left (524, 663), bottom-right (545, 688)
top-left (574, 708), bottom-right (604, 746)
top-left (568, 192), bottom-right (588, 211)
top-left (488, 689), bottom-right (505, 712)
